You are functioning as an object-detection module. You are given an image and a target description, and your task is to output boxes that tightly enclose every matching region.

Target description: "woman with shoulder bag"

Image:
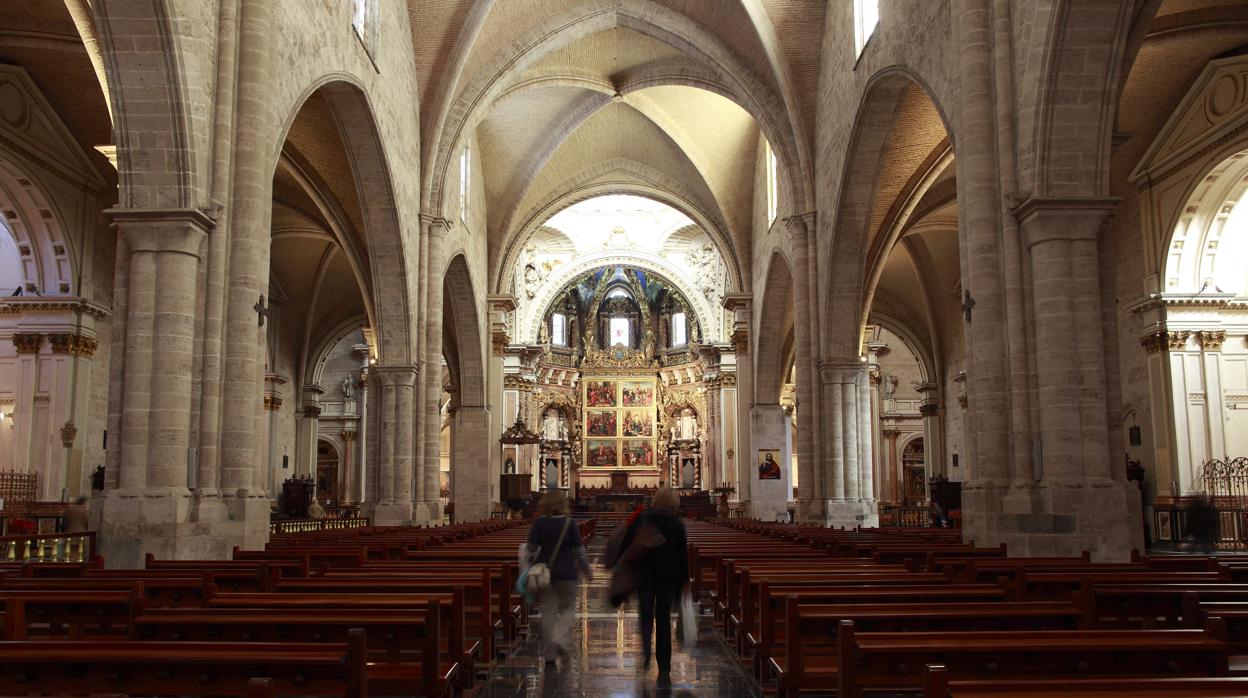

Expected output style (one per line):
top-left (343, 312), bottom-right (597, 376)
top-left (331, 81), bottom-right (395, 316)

top-left (523, 490), bottom-right (592, 664)
top-left (619, 487), bottom-right (689, 684)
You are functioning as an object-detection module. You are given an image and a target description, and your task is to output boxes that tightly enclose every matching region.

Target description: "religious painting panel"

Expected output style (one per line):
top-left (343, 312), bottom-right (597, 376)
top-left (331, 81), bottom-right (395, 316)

top-left (758, 449), bottom-right (782, 480)
top-left (586, 440), bottom-right (618, 468)
top-left (621, 380), bottom-right (654, 407)
top-left (621, 409), bottom-right (653, 437)
top-left (586, 410), bottom-right (617, 437)
top-left (585, 380), bottom-right (618, 407)
top-left (621, 439), bottom-right (654, 467)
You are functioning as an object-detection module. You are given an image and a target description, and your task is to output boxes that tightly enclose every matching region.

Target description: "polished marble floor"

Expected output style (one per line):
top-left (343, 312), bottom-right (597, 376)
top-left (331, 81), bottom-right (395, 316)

top-left (472, 534), bottom-right (763, 697)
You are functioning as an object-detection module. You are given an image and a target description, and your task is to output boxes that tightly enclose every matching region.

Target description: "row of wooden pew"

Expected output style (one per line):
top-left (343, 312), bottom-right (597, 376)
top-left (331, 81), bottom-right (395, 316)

top-left (0, 517), bottom-right (595, 697)
top-left (689, 518), bottom-right (1248, 697)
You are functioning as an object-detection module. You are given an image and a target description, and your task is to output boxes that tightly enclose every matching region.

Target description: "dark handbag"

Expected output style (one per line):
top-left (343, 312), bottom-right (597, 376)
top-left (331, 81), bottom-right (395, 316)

top-left (621, 519), bottom-right (666, 565)
top-left (608, 559), bottom-right (636, 607)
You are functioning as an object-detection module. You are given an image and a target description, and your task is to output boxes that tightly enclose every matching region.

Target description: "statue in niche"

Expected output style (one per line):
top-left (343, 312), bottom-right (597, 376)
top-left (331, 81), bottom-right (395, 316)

top-left (642, 329), bottom-right (655, 358)
top-left (883, 374), bottom-right (898, 399)
top-left (524, 265), bottom-right (540, 300)
top-left (678, 407), bottom-right (698, 441)
top-left (558, 419), bottom-right (569, 442)
top-left (341, 375), bottom-right (355, 399)
top-left (543, 409), bottom-right (560, 441)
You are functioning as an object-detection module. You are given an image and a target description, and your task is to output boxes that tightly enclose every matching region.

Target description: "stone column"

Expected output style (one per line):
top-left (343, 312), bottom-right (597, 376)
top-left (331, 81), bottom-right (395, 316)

top-left (785, 213), bottom-right (822, 521)
top-left (918, 383), bottom-right (943, 478)
top-left (96, 208), bottom-right (212, 567)
top-left (340, 430), bottom-right (356, 504)
top-left (452, 405), bottom-right (491, 521)
top-left (371, 365), bottom-right (417, 525)
top-left (749, 403), bottom-right (791, 521)
top-left (1016, 198), bottom-right (1134, 559)
top-left (724, 294), bottom-right (753, 506)
top-left (952, 0), bottom-right (1017, 547)
top-left (418, 216), bottom-right (449, 523)
top-left (487, 295), bottom-right (517, 509)
top-left (882, 428), bottom-right (900, 502)
top-left (819, 360), bottom-right (879, 527)
top-left (215, 0), bottom-right (274, 553)
top-left (295, 385), bottom-right (324, 477)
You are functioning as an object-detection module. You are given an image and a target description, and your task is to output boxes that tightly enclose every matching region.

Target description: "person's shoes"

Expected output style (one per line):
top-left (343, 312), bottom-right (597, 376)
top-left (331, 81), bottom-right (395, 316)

top-left (657, 670), bottom-right (672, 686)
top-left (643, 654), bottom-right (651, 671)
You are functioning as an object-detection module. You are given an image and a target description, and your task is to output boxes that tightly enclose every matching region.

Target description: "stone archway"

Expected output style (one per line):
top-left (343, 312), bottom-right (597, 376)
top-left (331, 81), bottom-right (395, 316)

top-left (442, 254), bottom-right (490, 522)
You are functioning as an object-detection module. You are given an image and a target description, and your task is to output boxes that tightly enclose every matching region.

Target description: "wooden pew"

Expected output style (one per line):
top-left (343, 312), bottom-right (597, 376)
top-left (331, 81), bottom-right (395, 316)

top-left (0, 630), bottom-right (367, 697)
top-left (131, 602), bottom-right (454, 697)
top-left (771, 600), bottom-right (1095, 695)
top-left (1, 590), bottom-right (134, 639)
top-left (923, 665), bottom-right (1248, 698)
top-left (833, 621), bottom-right (1229, 698)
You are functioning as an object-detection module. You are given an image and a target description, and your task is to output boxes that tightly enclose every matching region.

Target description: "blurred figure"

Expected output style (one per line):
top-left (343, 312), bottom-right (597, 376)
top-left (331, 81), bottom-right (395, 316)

top-left (1187, 494), bottom-right (1219, 554)
top-left (307, 499), bottom-right (326, 520)
top-left (525, 490), bottom-right (592, 664)
top-left (62, 496), bottom-right (89, 533)
top-left (620, 486), bottom-right (689, 685)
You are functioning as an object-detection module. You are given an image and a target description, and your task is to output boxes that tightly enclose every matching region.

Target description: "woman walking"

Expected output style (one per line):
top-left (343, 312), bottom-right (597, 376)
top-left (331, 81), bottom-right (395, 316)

top-left (620, 486), bottom-right (689, 684)
top-left (524, 490), bottom-right (592, 664)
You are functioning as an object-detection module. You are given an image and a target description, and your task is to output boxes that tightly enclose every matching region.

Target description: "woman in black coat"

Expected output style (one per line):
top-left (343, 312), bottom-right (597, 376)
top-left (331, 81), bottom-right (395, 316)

top-left (620, 486), bottom-right (689, 683)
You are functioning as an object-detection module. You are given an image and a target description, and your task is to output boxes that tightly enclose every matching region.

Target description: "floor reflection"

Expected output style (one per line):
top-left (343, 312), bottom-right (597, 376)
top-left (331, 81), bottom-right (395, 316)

top-left (472, 531), bottom-right (762, 697)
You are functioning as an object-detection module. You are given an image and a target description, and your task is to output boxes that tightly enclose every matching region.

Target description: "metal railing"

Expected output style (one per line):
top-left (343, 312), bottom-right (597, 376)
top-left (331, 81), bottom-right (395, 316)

top-left (1200, 457), bottom-right (1248, 550)
top-left (269, 518), bottom-right (370, 534)
top-left (879, 504), bottom-right (933, 528)
top-left (0, 531), bottom-right (96, 563)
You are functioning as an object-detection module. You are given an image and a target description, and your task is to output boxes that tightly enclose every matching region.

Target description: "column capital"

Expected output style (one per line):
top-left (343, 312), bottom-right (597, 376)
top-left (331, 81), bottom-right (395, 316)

top-left (106, 207), bottom-right (215, 256)
top-left (1140, 329), bottom-right (1191, 353)
top-left (11, 332), bottom-right (41, 354)
top-left (47, 332), bottom-right (99, 357)
top-left (817, 359), bottom-right (868, 385)
top-left (1013, 196), bottom-right (1121, 247)
top-left (1198, 330), bottom-right (1227, 352)
top-left (341, 430), bottom-right (357, 442)
top-left (370, 364), bottom-right (420, 387)
top-left (783, 211), bottom-right (816, 240)
top-left (419, 214), bottom-right (453, 237)
top-left (919, 402), bottom-right (940, 417)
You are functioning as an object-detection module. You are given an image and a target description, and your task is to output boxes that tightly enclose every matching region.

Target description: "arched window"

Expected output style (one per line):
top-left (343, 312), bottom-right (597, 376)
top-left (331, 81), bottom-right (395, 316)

top-left (854, 0), bottom-right (879, 59)
top-left (671, 312), bottom-right (687, 348)
top-left (551, 312), bottom-right (567, 346)
top-left (765, 141), bottom-right (778, 227)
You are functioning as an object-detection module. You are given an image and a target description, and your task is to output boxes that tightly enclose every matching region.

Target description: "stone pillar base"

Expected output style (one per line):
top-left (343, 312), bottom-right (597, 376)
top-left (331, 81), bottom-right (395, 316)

top-left (413, 499), bottom-right (443, 525)
top-left (191, 488), bottom-right (229, 523)
top-left (963, 477), bottom-right (1135, 560)
top-left (820, 499), bottom-right (879, 529)
top-left (95, 487), bottom-right (270, 567)
top-left (372, 501), bottom-right (412, 526)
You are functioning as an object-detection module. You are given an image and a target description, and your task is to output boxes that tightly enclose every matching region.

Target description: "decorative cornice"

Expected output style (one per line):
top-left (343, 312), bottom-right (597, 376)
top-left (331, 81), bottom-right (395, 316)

top-left (302, 404), bottom-right (321, 418)
top-left (0, 297), bottom-right (111, 320)
top-left (1128, 292), bottom-right (1246, 314)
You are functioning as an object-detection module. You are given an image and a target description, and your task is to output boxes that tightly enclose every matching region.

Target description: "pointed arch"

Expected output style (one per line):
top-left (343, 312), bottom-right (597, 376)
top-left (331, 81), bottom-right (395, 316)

top-left (443, 254), bottom-right (485, 408)
top-left (756, 251), bottom-right (795, 405)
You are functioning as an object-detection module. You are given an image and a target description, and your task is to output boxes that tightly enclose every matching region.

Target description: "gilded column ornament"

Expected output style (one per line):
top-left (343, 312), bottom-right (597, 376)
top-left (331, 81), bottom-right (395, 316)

top-left (1198, 330), bottom-right (1227, 352)
top-left (11, 333), bottom-right (41, 354)
top-left (1140, 330), bottom-right (1192, 353)
top-left (46, 333), bottom-right (99, 357)
top-left (263, 394), bottom-right (283, 411)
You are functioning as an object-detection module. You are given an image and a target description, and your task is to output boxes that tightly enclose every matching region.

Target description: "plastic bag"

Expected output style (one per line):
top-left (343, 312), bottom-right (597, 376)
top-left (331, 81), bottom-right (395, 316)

top-left (676, 588), bottom-right (697, 648)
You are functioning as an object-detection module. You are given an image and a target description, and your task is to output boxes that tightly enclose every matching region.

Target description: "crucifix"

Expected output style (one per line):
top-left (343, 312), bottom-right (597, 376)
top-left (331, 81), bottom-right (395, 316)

top-left (254, 293), bottom-right (270, 327)
top-left (961, 290), bottom-right (976, 322)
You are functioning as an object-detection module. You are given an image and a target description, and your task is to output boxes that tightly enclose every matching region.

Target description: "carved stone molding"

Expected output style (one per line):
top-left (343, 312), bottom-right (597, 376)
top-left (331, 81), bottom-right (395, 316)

top-left (881, 429), bottom-right (901, 439)
top-left (919, 402), bottom-right (940, 417)
top-left (957, 393), bottom-right (968, 409)
top-left (1199, 330), bottom-right (1228, 352)
top-left (11, 333), bottom-right (41, 354)
top-left (341, 431), bottom-right (357, 442)
top-left (302, 404), bottom-right (322, 418)
top-left (46, 332), bottom-right (98, 357)
top-left (263, 394), bottom-right (283, 411)
top-left (1141, 330), bottom-right (1192, 353)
